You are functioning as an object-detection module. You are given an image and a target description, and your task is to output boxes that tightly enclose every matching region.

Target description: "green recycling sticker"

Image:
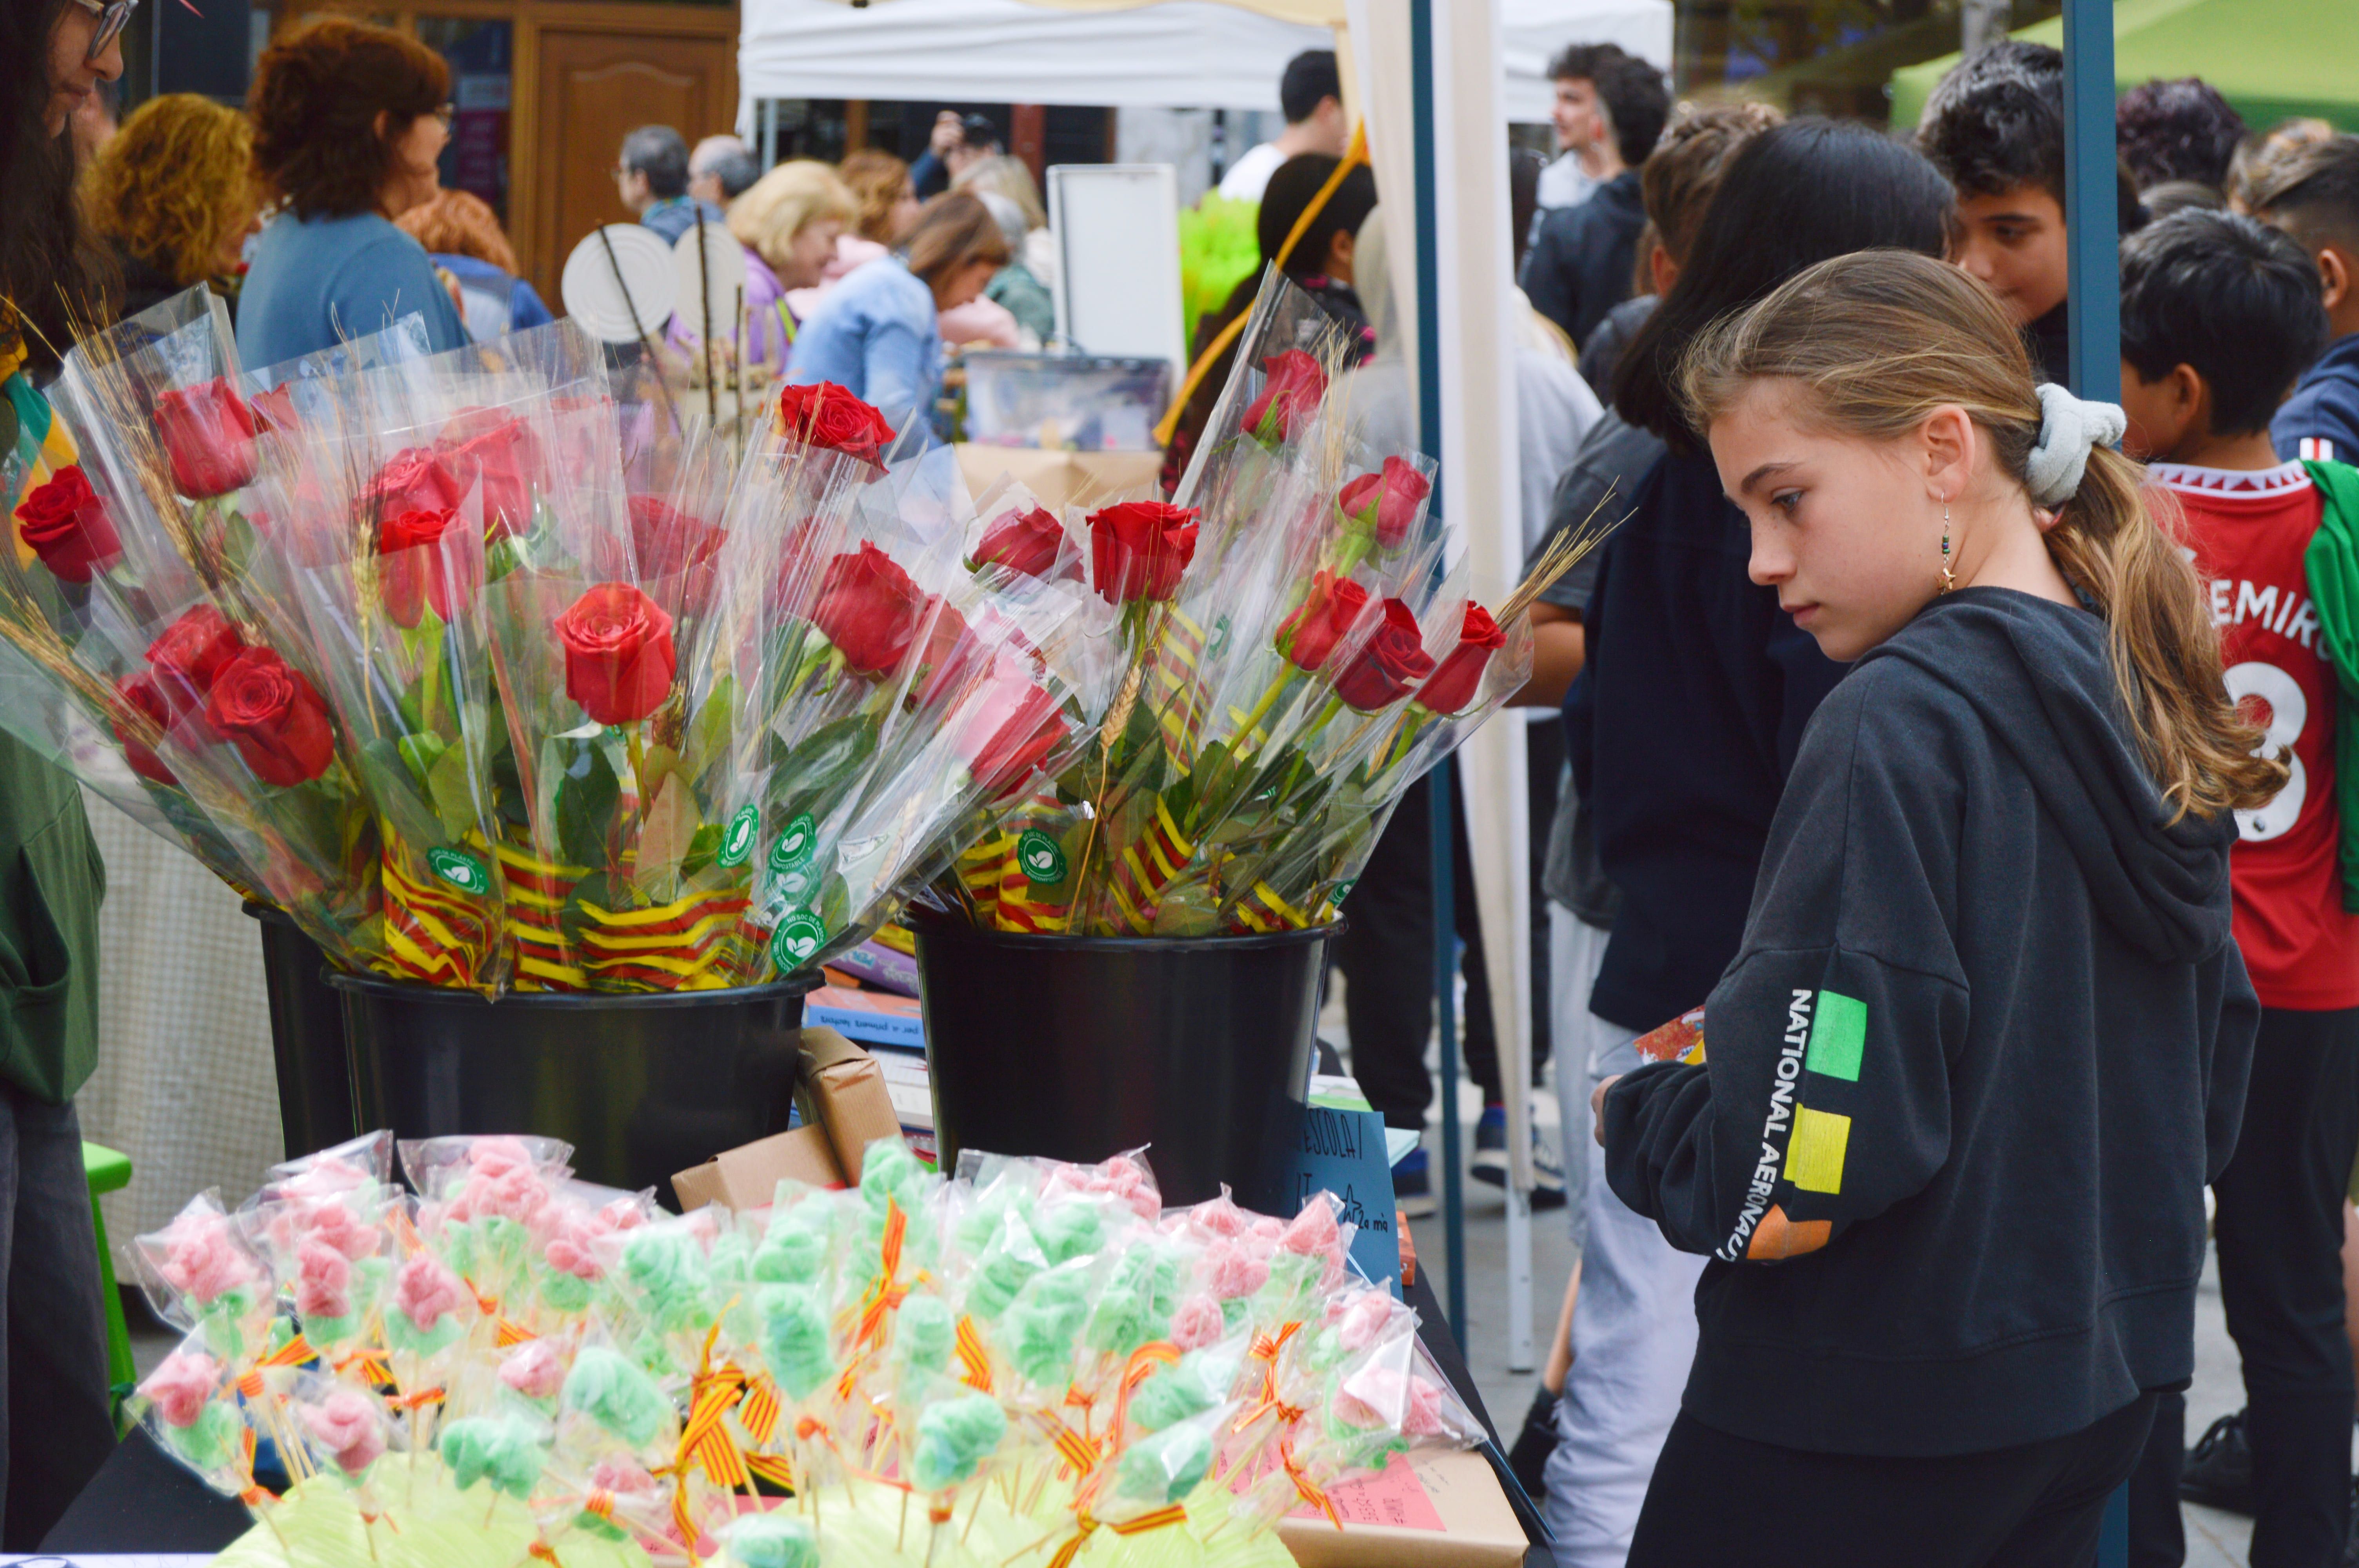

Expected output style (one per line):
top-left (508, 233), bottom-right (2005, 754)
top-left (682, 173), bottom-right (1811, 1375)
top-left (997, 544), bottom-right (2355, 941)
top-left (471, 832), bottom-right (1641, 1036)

top-left (717, 804), bottom-right (759, 868)
top-left (772, 909), bottom-right (828, 969)
top-left (427, 847), bottom-right (491, 895)
top-left (1018, 828), bottom-right (1068, 886)
top-left (769, 812), bottom-right (816, 873)
top-left (1329, 878), bottom-right (1356, 906)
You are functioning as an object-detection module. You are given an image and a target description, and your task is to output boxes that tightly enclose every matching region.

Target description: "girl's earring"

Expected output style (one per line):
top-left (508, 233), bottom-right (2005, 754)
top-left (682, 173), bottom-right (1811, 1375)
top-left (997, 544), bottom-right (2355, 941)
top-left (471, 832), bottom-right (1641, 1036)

top-left (1939, 502), bottom-right (1955, 594)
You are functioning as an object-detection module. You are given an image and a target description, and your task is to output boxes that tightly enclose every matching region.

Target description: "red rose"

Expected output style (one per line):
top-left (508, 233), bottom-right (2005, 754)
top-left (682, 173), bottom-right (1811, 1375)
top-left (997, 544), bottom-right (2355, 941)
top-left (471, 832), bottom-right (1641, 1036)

top-left (153, 377), bottom-right (258, 499)
top-left (811, 543), bottom-right (930, 677)
top-left (249, 383), bottom-right (299, 435)
top-left (114, 671), bottom-right (177, 786)
top-left (962, 670), bottom-right (1070, 799)
top-left (364, 448), bottom-right (464, 521)
top-left (971, 505), bottom-right (1077, 581)
top-left (145, 605), bottom-right (247, 717)
top-left (555, 583), bottom-right (678, 726)
top-left (378, 507), bottom-right (478, 628)
top-left (1276, 570), bottom-right (1371, 673)
top-left (1332, 598), bottom-right (1436, 711)
top-left (627, 495), bottom-right (727, 582)
top-left (776, 381), bottom-right (898, 469)
top-left (1088, 501), bottom-right (1199, 605)
top-left (1338, 457), bottom-right (1432, 550)
top-left (435, 409), bottom-right (543, 540)
top-left (205, 647), bottom-right (336, 787)
top-left (14, 464), bottom-right (122, 584)
top-left (1239, 350), bottom-right (1328, 445)
top-left (1417, 603), bottom-right (1509, 715)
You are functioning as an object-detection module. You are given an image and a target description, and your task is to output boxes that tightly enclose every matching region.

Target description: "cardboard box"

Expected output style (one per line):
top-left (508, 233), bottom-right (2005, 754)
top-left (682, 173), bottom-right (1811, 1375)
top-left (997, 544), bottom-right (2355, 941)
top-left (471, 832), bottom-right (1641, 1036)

top-left (1278, 1449), bottom-right (1527, 1568)
top-left (671, 1123), bottom-right (842, 1211)
top-left (800, 1027), bottom-right (905, 1184)
top-left (953, 445), bottom-right (1164, 512)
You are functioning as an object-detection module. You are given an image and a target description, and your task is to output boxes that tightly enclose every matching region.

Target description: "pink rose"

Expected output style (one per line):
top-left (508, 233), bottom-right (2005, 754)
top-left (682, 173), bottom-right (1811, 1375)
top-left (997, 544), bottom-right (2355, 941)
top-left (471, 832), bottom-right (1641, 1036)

top-left (1204, 1236), bottom-right (1270, 1300)
top-left (303, 1388), bottom-right (387, 1474)
top-left (393, 1252), bottom-right (469, 1332)
top-left (1169, 1292), bottom-right (1226, 1352)
top-left (448, 1160), bottom-right (550, 1229)
top-left (543, 1204), bottom-right (616, 1281)
top-left (1190, 1196), bottom-right (1249, 1239)
top-left (155, 1210), bottom-right (256, 1305)
top-left (295, 1240), bottom-right (353, 1320)
top-left (304, 1199), bottom-right (382, 1261)
top-left (1279, 1200), bottom-right (1340, 1259)
top-left (139, 1348), bottom-right (221, 1428)
top-left (499, 1338), bottom-right (567, 1401)
top-left (1334, 1368), bottom-right (1450, 1437)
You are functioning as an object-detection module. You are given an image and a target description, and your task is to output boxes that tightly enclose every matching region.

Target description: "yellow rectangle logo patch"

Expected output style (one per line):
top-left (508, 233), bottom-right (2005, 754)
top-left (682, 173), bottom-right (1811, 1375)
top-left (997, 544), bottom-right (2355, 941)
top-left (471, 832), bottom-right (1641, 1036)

top-left (1787, 1105), bottom-right (1851, 1194)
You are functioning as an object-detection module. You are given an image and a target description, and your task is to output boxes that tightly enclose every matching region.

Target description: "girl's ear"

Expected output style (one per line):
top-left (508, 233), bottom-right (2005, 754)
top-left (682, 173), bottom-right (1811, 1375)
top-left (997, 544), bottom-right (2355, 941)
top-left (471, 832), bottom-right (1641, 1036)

top-left (1920, 403), bottom-right (1977, 504)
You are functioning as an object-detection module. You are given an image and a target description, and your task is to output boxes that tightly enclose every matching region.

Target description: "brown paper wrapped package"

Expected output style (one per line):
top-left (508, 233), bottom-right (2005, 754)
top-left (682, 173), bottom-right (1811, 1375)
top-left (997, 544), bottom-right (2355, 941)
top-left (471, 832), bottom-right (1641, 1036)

top-left (1276, 1449), bottom-right (1527, 1568)
top-left (799, 1026), bottom-right (903, 1184)
top-left (671, 1123), bottom-right (843, 1211)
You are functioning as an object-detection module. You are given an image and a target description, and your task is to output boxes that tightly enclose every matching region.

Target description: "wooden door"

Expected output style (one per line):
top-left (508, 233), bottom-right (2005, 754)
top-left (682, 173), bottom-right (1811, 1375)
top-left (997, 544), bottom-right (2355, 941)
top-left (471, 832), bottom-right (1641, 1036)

top-left (529, 26), bottom-right (736, 301)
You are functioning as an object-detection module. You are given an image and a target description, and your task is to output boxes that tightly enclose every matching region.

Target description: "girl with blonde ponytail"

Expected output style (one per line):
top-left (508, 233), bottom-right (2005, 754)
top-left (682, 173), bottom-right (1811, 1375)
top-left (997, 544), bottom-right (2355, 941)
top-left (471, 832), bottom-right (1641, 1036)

top-left (1593, 249), bottom-right (2272, 1567)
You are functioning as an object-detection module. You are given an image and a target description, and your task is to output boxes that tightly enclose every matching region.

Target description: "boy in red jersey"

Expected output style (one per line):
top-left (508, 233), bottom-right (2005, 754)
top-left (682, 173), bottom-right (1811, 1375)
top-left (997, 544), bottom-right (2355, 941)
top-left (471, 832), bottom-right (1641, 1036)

top-left (2117, 207), bottom-right (2357, 1568)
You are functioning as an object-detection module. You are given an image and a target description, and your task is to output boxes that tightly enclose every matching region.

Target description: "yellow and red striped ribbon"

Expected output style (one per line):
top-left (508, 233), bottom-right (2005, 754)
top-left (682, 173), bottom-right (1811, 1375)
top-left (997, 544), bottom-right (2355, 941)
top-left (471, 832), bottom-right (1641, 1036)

top-left (736, 1372), bottom-right (781, 1445)
top-left (955, 1315), bottom-right (993, 1391)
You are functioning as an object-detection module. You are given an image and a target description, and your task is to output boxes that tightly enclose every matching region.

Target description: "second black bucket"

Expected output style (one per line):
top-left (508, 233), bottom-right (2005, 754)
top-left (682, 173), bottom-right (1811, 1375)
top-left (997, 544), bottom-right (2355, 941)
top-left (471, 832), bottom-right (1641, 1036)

top-left (912, 918), bottom-right (1335, 1210)
top-left (244, 901), bottom-right (359, 1158)
top-left (328, 972), bottom-right (817, 1200)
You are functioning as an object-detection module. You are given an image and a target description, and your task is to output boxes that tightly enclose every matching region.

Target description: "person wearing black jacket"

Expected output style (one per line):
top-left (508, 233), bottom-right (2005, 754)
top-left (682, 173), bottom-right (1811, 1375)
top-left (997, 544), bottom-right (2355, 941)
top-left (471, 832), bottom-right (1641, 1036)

top-left (1601, 250), bottom-right (2267, 1566)
top-left (1521, 53), bottom-right (1668, 350)
top-left (1545, 120), bottom-right (1956, 1567)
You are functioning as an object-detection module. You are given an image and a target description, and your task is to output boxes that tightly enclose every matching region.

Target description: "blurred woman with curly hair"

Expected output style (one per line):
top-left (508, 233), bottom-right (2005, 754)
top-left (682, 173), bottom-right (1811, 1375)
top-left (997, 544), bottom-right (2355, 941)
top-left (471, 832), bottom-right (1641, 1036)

top-left (81, 93), bottom-right (261, 323)
top-left (237, 15), bottom-right (466, 366)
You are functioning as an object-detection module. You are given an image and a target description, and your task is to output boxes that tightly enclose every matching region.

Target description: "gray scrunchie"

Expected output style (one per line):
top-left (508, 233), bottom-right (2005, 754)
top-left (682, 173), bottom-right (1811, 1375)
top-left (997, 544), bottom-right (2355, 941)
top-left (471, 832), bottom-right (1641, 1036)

top-left (2024, 383), bottom-right (2128, 507)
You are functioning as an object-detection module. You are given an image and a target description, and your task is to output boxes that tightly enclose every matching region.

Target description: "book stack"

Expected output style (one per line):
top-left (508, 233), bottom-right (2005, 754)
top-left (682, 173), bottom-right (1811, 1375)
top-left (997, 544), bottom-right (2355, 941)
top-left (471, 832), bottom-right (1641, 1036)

top-left (809, 924), bottom-right (934, 1163)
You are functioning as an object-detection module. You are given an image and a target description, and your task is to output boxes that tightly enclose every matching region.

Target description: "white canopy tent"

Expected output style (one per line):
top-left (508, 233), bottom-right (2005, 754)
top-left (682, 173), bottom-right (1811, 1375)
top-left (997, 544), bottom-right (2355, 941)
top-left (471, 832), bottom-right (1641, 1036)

top-left (737, 0), bottom-right (1669, 121)
top-left (739, 0), bottom-right (1670, 1369)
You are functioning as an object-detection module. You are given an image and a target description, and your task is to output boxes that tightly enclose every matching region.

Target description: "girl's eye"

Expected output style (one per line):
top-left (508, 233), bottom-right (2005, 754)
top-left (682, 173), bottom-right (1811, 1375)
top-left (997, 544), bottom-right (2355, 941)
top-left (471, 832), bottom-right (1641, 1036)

top-left (1772, 490), bottom-right (1802, 515)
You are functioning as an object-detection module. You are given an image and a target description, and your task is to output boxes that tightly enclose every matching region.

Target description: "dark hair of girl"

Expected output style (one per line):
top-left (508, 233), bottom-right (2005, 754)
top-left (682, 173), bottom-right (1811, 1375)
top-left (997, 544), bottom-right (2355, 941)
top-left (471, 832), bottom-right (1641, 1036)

top-left (1612, 118), bottom-right (1956, 446)
top-left (2, 0), bottom-right (103, 374)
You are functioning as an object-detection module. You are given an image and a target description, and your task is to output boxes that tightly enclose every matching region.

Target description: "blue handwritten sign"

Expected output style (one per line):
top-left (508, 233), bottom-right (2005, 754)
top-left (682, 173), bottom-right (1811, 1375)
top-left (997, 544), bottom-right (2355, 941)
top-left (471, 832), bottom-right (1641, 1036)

top-left (1278, 1103), bottom-right (1400, 1295)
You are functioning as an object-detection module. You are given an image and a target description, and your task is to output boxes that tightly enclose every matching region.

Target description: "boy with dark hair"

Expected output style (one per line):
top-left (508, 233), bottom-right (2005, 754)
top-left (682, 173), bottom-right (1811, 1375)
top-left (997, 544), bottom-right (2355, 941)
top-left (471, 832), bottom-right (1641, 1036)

top-left (2113, 207), bottom-right (2359, 1568)
top-left (1538, 42), bottom-right (1636, 212)
top-left (1214, 49), bottom-right (1347, 204)
top-left (1522, 53), bottom-right (1670, 348)
top-left (2254, 135), bottom-right (2359, 465)
top-left (1917, 40), bottom-right (2143, 387)
top-left (2116, 76), bottom-right (2246, 192)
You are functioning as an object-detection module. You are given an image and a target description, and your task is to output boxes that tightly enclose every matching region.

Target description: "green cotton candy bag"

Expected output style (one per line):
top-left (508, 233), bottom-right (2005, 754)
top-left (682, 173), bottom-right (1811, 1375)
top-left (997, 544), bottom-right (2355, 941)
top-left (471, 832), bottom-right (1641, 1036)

top-left (909, 1393), bottom-right (1007, 1492)
top-left (760, 1283), bottom-right (836, 1400)
top-left (560, 1345), bottom-right (670, 1448)
top-left (1128, 1345), bottom-right (1242, 1432)
top-left (894, 1293), bottom-right (956, 1376)
top-left (1116, 1413), bottom-right (1215, 1506)
top-left (440, 1414), bottom-right (547, 1499)
top-left (725, 1512), bottom-right (820, 1568)
top-left (1005, 1262), bottom-right (1092, 1387)
top-left (752, 1206), bottom-right (831, 1285)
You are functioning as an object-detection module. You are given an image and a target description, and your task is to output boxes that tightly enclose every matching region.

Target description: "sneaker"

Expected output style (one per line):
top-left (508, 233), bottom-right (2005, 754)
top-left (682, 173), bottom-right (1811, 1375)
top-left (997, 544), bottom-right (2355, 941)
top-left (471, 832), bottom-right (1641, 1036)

top-left (1505, 1383), bottom-right (1560, 1500)
top-left (1472, 1104), bottom-right (1569, 1211)
top-left (2179, 1409), bottom-right (2255, 1515)
top-left (1470, 1104), bottom-right (1509, 1186)
top-left (1394, 1147), bottom-right (1437, 1219)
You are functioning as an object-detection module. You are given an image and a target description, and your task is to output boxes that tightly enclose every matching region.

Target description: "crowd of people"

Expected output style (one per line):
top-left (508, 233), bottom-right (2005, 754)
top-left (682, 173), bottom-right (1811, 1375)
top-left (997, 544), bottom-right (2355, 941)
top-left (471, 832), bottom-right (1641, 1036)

top-left (11, 2), bottom-right (2359, 1564)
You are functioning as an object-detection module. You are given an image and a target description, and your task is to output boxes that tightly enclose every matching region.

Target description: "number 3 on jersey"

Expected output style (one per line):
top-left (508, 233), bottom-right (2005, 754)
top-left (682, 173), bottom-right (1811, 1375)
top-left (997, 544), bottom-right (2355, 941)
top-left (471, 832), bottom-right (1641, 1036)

top-left (2226, 660), bottom-right (2306, 842)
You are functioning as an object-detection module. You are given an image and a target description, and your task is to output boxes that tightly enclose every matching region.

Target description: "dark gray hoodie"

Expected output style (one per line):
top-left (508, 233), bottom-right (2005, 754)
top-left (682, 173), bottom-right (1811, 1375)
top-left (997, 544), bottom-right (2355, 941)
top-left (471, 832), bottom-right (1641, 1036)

top-left (1603, 586), bottom-right (2257, 1457)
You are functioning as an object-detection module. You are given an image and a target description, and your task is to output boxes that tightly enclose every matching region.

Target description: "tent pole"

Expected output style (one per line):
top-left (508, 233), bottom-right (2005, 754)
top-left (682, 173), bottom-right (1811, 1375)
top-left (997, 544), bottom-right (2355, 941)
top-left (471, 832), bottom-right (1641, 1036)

top-left (2064, 15), bottom-right (2127, 1567)
top-left (1410, 0), bottom-right (1467, 1342)
top-left (2063, 0), bottom-right (2119, 402)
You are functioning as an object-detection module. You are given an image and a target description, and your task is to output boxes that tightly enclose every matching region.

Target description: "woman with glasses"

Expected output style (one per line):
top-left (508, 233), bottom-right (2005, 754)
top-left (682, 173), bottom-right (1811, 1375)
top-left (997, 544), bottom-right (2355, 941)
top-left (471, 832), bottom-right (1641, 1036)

top-left (237, 16), bottom-right (468, 367)
top-left (0, 0), bottom-right (136, 1544)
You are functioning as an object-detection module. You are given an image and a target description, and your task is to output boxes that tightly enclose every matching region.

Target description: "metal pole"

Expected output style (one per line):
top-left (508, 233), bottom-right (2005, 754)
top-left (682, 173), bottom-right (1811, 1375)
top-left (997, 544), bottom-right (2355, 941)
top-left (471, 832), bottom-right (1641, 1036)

top-left (2063, 13), bottom-right (2127, 1561)
top-left (2062, 0), bottom-right (2120, 403)
top-left (1410, 0), bottom-right (1467, 1340)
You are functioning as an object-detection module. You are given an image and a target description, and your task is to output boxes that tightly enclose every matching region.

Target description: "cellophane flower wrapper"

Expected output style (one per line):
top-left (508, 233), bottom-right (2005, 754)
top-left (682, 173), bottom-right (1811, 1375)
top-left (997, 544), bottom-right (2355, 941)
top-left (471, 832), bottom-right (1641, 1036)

top-left (133, 1190), bottom-right (278, 1359)
top-left (691, 433), bottom-right (967, 981)
top-left (267, 349), bottom-right (529, 995)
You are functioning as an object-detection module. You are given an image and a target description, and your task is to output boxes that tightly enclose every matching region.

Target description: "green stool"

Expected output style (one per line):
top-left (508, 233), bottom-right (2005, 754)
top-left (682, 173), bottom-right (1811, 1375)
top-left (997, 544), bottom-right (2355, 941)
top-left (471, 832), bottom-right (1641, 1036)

top-left (82, 1142), bottom-right (134, 1420)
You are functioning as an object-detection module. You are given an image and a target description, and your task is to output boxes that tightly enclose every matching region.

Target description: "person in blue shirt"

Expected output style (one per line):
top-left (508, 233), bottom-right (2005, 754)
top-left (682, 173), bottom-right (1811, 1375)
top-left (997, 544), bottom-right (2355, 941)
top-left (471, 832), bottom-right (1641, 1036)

top-left (618, 125), bottom-right (721, 247)
top-left (238, 17), bottom-right (467, 368)
top-left (2255, 136), bottom-right (2359, 465)
top-left (393, 186), bottom-right (552, 344)
top-left (787, 191), bottom-right (1008, 440)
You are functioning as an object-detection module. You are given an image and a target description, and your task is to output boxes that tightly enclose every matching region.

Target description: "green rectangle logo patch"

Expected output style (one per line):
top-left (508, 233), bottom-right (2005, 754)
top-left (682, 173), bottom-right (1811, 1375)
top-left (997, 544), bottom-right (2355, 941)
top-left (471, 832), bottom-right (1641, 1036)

top-left (1805, 990), bottom-right (1866, 1082)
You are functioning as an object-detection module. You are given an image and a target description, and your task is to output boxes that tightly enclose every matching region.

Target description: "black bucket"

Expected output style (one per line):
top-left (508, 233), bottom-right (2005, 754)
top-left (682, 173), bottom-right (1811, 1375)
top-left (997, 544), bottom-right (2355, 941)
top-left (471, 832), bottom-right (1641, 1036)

top-left (243, 902), bottom-right (358, 1158)
top-left (327, 971), bottom-right (817, 1200)
top-left (912, 918), bottom-right (1336, 1210)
